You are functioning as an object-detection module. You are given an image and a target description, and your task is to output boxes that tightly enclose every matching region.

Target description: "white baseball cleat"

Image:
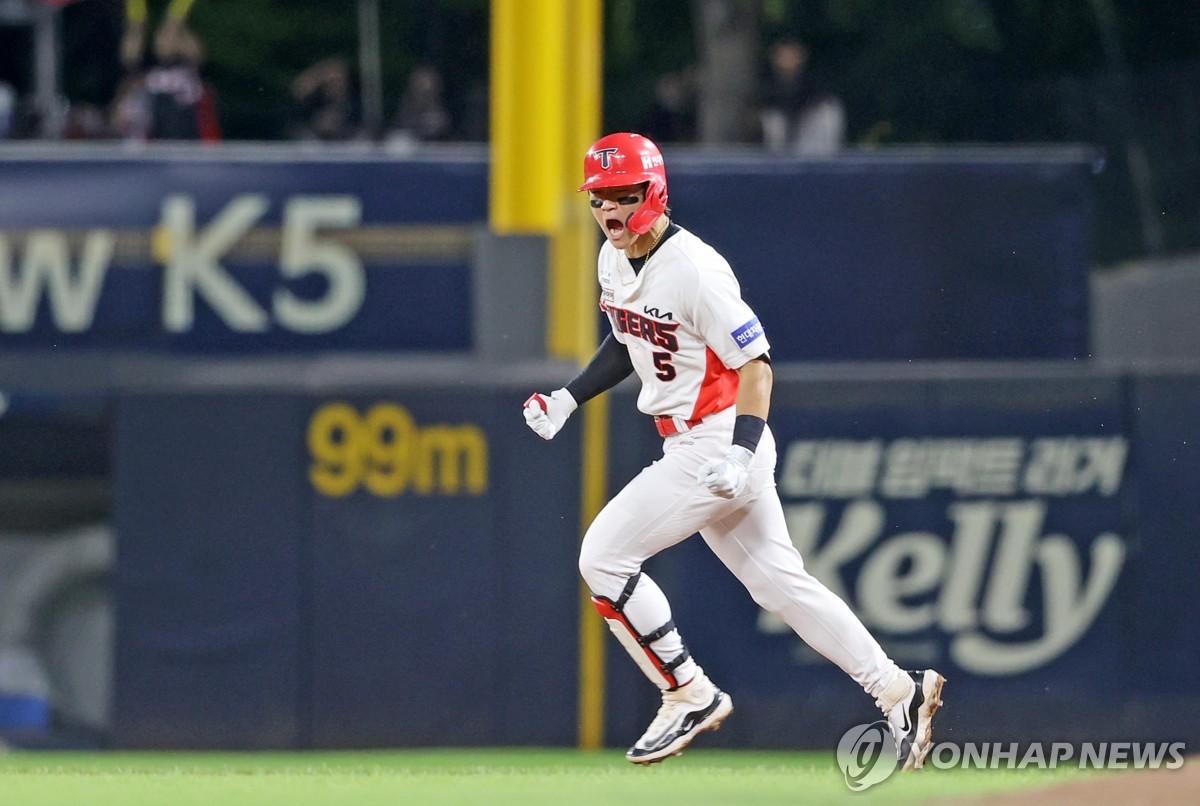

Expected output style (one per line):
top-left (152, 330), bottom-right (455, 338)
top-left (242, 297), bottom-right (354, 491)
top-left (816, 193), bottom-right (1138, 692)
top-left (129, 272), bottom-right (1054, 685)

top-left (876, 668), bottom-right (946, 771)
top-left (626, 671), bottom-right (734, 765)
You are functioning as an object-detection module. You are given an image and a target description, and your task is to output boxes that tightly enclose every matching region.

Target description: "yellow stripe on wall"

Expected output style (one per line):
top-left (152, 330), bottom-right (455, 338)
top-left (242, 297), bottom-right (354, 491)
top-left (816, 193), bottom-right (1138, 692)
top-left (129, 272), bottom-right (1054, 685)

top-left (490, 0), bottom-right (606, 750)
top-left (577, 394), bottom-right (609, 750)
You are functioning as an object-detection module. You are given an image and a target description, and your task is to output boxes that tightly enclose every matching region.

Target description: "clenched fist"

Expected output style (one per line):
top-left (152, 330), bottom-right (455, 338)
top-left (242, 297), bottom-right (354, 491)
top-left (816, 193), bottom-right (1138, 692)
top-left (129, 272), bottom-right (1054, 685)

top-left (697, 445), bottom-right (754, 498)
top-left (523, 388), bottom-right (578, 440)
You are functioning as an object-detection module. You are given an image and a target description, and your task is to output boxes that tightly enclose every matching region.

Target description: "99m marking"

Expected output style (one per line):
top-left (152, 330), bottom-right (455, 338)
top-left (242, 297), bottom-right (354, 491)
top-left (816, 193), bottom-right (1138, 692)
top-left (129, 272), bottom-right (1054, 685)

top-left (307, 402), bottom-right (488, 497)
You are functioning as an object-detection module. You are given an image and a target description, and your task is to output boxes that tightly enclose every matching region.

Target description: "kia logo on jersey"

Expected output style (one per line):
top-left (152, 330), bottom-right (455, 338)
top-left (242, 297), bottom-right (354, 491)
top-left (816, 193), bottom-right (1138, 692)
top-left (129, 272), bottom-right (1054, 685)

top-left (643, 305), bottom-right (674, 321)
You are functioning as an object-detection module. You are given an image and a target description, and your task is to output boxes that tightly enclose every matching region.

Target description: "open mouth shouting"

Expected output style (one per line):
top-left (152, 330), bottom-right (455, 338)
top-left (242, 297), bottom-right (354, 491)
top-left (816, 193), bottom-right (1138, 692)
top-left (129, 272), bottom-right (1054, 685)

top-left (605, 215), bottom-right (628, 241)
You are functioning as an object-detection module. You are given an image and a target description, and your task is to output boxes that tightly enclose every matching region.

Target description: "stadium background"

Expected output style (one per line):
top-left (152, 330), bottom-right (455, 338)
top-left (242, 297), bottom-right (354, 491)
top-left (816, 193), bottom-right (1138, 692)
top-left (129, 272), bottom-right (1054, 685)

top-left (0, 0), bottom-right (1198, 756)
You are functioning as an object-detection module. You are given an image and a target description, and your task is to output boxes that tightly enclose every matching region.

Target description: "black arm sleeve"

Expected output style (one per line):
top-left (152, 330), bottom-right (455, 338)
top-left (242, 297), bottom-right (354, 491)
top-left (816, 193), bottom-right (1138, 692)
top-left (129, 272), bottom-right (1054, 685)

top-left (566, 333), bottom-right (634, 405)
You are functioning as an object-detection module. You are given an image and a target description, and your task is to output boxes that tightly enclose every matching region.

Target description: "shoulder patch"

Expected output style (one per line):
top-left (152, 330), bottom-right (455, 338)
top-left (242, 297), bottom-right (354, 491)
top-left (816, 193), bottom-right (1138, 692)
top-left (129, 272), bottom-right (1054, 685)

top-left (731, 317), bottom-right (765, 348)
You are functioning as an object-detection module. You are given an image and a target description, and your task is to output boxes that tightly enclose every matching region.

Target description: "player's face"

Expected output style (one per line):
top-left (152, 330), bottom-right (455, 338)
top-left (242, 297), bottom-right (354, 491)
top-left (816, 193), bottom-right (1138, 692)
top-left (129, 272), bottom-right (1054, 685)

top-left (588, 185), bottom-right (646, 249)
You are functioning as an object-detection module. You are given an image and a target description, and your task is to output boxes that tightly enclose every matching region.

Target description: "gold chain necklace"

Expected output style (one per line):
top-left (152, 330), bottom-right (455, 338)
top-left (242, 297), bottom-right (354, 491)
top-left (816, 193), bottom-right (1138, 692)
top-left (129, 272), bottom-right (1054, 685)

top-left (629, 220), bottom-right (667, 260)
top-left (622, 220), bottom-right (668, 284)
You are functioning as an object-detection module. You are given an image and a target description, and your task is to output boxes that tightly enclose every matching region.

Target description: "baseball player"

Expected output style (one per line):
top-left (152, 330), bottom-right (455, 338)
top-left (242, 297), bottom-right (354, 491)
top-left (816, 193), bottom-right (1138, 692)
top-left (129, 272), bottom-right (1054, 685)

top-left (523, 132), bottom-right (944, 767)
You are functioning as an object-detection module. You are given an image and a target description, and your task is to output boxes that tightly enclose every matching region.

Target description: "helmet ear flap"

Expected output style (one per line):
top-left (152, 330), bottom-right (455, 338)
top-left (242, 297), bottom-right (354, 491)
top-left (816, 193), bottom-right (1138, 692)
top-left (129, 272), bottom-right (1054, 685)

top-left (626, 177), bottom-right (668, 235)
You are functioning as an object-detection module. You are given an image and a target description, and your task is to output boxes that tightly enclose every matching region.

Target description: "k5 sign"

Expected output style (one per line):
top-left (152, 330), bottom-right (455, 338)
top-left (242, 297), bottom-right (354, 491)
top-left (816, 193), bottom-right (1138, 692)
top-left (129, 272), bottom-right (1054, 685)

top-left (0, 155), bottom-right (485, 352)
top-left (0, 195), bottom-right (365, 335)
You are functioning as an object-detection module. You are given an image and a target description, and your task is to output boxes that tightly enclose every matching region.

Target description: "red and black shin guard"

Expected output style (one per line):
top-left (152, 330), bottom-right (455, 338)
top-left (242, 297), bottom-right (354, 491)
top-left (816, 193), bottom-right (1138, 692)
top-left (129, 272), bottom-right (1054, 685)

top-left (591, 573), bottom-right (691, 690)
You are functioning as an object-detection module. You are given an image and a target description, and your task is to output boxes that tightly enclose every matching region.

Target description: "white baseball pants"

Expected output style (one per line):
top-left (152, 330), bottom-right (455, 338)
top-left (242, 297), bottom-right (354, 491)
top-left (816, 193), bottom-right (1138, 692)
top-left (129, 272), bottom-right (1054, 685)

top-left (578, 406), bottom-right (901, 698)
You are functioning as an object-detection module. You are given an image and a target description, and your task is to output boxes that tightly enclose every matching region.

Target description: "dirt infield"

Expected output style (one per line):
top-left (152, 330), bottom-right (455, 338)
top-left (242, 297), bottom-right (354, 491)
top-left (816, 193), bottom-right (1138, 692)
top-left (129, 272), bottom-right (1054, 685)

top-left (966, 757), bottom-right (1199, 805)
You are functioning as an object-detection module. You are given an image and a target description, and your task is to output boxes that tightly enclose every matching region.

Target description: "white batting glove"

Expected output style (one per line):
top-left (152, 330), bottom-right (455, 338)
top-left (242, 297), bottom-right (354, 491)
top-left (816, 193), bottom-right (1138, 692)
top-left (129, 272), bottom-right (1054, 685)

top-left (698, 445), bottom-right (754, 498)
top-left (523, 388), bottom-right (578, 440)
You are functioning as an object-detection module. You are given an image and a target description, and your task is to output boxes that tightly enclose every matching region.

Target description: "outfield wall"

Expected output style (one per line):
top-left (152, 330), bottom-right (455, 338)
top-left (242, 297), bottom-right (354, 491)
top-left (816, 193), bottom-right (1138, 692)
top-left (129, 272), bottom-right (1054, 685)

top-left (3, 145), bottom-right (1189, 751)
top-left (0, 144), bottom-right (1094, 361)
top-left (104, 362), bottom-right (1200, 750)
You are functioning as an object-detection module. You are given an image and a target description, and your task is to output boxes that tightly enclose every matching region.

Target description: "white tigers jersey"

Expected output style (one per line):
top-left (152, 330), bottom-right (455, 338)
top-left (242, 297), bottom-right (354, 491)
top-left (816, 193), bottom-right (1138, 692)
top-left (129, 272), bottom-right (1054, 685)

top-left (597, 224), bottom-right (770, 420)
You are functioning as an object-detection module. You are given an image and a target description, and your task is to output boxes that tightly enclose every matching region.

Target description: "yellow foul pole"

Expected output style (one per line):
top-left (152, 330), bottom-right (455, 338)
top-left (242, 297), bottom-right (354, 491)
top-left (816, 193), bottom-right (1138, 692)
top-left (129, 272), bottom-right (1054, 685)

top-left (490, 0), bottom-right (607, 750)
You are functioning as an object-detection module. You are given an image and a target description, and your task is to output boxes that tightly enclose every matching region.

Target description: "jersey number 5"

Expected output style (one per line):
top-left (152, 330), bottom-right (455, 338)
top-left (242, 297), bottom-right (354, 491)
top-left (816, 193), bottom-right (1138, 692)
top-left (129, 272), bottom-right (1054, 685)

top-left (652, 352), bottom-right (676, 381)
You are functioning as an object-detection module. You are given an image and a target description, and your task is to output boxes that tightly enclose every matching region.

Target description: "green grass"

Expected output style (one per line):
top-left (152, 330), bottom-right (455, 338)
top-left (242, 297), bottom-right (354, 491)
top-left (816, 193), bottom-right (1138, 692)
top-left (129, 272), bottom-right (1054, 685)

top-left (0, 748), bottom-right (1101, 806)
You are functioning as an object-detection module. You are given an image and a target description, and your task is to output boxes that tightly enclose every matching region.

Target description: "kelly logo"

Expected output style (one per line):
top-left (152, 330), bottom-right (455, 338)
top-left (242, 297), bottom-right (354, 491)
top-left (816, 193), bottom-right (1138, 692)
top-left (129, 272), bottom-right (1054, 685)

top-left (762, 436), bottom-right (1129, 676)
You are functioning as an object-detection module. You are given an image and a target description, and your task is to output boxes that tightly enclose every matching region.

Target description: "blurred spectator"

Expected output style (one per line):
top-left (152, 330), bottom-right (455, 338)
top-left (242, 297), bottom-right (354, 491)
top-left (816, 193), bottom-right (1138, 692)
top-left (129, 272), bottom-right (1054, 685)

top-left (111, 10), bottom-right (220, 143)
top-left (0, 81), bottom-right (14, 140)
top-left (289, 58), bottom-right (360, 142)
top-left (142, 17), bottom-right (220, 141)
top-left (109, 0), bottom-right (151, 140)
top-left (644, 69), bottom-right (696, 143)
top-left (387, 64), bottom-right (451, 145)
top-left (119, 1), bottom-right (149, 75)
top-left (760, 38), bottom-right (845, 156)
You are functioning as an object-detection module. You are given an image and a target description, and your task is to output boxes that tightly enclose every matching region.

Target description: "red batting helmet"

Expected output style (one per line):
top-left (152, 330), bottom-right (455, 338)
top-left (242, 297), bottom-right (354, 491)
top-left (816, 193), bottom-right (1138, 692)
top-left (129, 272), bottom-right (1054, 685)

top-left (579, 132), bottom-right (668, 234)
